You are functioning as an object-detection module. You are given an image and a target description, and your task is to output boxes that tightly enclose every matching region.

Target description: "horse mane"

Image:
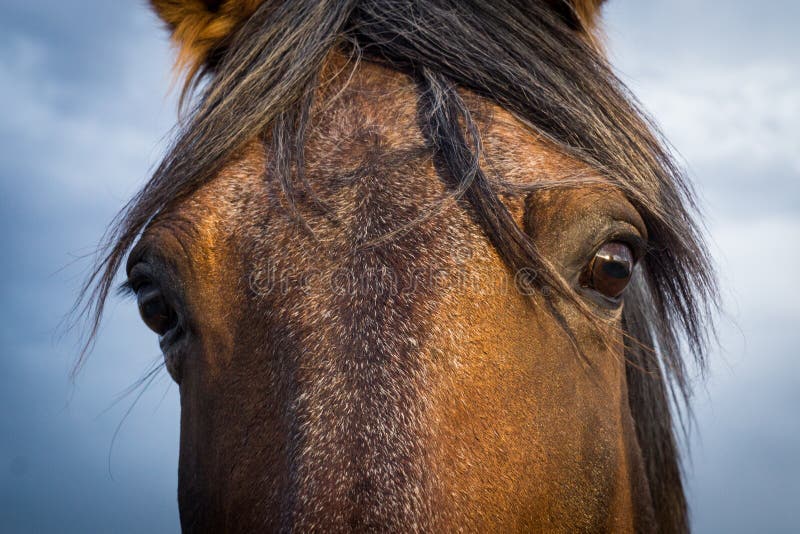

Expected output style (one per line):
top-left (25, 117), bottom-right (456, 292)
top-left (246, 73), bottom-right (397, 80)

top-left (78, 2), bottom-right (716, 531)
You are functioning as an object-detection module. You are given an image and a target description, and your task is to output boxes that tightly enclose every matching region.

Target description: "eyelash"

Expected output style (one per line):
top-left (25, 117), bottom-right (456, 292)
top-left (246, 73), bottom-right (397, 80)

top-left (118, 271), bottom-right (150, 298)
top-left (117, 280), bottom-right (136, 298)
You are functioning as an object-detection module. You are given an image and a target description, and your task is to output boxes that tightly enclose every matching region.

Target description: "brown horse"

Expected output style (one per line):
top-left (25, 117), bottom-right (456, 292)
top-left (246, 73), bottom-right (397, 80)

top-left (79, 0), bottom-right (715, 531)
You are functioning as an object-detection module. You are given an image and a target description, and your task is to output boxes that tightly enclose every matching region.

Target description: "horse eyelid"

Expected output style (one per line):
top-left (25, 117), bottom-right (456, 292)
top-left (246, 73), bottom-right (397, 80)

top-left (610, 232), bottom-right (646, 261)
top-left (592, 226), bottom-right (647, 263)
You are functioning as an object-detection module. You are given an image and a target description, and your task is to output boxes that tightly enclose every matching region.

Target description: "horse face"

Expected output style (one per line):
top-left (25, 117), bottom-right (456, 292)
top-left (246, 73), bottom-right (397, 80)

top-left (127, 59), bottom-right (652, 531)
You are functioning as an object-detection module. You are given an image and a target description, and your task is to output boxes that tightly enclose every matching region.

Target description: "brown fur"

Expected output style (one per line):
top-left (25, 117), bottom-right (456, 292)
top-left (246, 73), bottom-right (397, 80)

top-left (78, 1), bottom-right (716, 531)
top-left (150, 0), bottom-right (263, 85)
top-left (136, 58), bottom-right (653, 530)
top-left (573, 0), bottom-right (606, 28)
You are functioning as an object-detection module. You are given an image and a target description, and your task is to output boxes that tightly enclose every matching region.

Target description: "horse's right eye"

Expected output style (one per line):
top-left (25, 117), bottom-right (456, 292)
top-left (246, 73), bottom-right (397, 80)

top-left (136, 284), bottom-right (177, 336)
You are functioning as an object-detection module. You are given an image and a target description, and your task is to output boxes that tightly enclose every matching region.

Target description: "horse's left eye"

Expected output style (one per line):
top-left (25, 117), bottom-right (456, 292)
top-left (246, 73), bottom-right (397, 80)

top-left (584, 241), bottom-right (635, 299)
top-left (136, 284), bottom-right (177, 336)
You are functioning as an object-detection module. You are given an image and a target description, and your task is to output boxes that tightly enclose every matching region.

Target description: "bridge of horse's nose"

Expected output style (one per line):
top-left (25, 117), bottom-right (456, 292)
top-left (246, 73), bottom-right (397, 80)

top-left (273, 181), bottom-right (458, 529)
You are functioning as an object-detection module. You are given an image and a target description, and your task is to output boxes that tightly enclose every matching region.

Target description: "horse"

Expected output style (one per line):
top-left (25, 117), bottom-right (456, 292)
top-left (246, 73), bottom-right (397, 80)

top-left (78, 0), bottom-right (716, 531)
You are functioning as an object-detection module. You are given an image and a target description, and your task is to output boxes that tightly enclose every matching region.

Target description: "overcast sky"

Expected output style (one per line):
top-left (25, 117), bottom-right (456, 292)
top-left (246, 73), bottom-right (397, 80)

top-left (1, 1), bottom-right (798, 532)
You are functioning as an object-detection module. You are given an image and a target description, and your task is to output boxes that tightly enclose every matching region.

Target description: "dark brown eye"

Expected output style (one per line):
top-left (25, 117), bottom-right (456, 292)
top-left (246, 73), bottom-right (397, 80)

top-left (136, 285), bottom-right (177, 336)
top-left (585, 241), bottom-right (635, 299)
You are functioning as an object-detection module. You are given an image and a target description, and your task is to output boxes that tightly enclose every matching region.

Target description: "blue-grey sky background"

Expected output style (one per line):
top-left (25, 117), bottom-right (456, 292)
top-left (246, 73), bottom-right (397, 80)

top-left (1, 1), bottom-right (797, 532)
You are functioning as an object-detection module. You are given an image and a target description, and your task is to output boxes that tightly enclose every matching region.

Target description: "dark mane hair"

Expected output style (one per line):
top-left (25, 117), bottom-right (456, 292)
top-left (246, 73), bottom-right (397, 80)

top-left (78, 1), bottom-right (716, 530)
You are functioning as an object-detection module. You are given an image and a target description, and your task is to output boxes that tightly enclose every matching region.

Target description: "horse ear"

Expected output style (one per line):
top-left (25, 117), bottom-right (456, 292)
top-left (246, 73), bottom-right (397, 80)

top-left (150, 0), bottom-right (262, 80)
top-left (570, 0), bottom-right (606, 30)
top-left (546, 0), bottom-right (606, 41)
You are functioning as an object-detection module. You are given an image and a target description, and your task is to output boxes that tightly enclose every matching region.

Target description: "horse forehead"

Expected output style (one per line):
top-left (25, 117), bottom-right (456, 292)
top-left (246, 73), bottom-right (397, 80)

top-left (163, 58), bottom-right (598, 320)
top-left (161, 70), bottom-right (593, 305)
top-left (168, 73), bottom-right (585, 313)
